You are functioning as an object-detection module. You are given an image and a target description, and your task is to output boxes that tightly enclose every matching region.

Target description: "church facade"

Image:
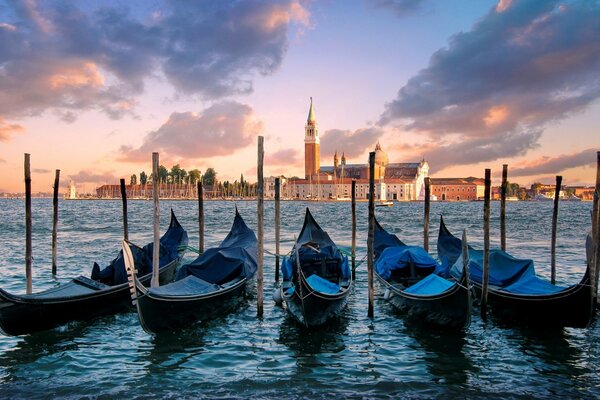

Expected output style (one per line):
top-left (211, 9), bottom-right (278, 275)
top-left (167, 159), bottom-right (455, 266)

top-left (271, 99), bottom-right (429, 201)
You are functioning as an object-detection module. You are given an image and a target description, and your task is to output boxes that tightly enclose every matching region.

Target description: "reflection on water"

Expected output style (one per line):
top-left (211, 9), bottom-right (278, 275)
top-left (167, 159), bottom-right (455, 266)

top-left (404, 324), bottom-right (475, 386)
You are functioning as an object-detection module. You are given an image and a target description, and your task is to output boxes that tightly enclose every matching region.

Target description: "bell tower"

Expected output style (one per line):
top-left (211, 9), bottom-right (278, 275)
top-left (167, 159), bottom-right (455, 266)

top-left (304, 97), bottom-right (320, 179)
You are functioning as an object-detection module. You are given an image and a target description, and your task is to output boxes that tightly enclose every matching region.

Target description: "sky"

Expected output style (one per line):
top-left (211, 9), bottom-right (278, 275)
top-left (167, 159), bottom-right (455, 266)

top-left (0, 0), bottom-right (599, 193)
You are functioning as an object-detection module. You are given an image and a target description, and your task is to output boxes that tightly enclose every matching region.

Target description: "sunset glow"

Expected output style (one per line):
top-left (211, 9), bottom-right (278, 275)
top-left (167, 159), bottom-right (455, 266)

top-left (0, 0), bottom-right (598, 194)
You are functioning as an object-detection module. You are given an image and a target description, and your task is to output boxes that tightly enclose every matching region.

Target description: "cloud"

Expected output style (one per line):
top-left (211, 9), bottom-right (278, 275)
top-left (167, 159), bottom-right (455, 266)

top-left (118, 101), bottom-right (263, 162)
top-left (33, 168), bottom-right (51, 174)
top-left (69, 170), bottom-right (118, 184)
top-left (0, 158), bottom-right (6, 164)
top-left (379, 0), bottom-right (600, 167)
top-left (508, 148), bottom-right (598, 177)
top-left (368, 0), bottom-right (426, 17)
top-left (320, 127), bottom-right (384, 159)
top-left (0, 117), bottom-right (25, 141)
top-left (0, 0), bottom-right (309, 129)
top-left (266, 148), bottom-right (301, 166)
top-left (405, 130), bottom-right (542, 172)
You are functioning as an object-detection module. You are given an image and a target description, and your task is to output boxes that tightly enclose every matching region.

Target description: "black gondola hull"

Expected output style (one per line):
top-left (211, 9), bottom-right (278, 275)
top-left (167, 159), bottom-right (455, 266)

top-left (472, 276), bottom-right (593, 328)
top-left (134, 280), bottom-right (249, 333)
top-left (283, 276), bottom-right (352, 327)
top-left (0, 262), bottom-right (178, 336)
top-left (377, 274), bottom-right (471, 330)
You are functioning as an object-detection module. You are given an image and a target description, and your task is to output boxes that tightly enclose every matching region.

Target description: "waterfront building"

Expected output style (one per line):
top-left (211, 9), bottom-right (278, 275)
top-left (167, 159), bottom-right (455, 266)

top-left (430, 177), bottom-right (485, 201)
top-left (285, 99), bottom-right (429, 200)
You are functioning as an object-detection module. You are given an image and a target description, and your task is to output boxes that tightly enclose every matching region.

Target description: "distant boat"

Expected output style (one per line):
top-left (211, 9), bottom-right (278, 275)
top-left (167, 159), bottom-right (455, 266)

top-left (506, 196), bottom-right (519, 202)
top-left (562, 194), bottom-right (582, 201)
top-left (376, 201), bottom-right (394, 207)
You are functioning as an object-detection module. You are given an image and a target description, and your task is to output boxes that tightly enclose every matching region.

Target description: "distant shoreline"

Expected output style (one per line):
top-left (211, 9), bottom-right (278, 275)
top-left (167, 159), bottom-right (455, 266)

top-left (0, 197), bottom-right (591, 203)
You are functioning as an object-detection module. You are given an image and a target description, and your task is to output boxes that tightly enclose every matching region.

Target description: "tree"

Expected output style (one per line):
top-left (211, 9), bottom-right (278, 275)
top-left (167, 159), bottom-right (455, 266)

top-left (130, 174), bottom-right (137, 185)
top-left (140, 171), bottom-right (147, 185)
top-left (170, 164), bottom-right (182, 183)
top-left (158, 165), bottom-right (169, 183)
top-left (203, 168), bottom-right (217, 186)
top-left (188, 169), bottom-right (201, 184)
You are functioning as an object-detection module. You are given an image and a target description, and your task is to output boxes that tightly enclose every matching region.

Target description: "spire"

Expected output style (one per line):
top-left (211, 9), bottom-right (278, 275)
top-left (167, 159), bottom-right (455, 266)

top-left (375, 141), bottom-right (382, 151)
top-left (307, 97), bottom-right (316, 123)
top-left (341, 152), bottom-right (346, 165)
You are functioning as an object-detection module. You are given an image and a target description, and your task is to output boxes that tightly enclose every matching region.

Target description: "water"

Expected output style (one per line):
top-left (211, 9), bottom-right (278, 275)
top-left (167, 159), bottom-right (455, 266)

top-left (0, 199), bottom-right (599, 398)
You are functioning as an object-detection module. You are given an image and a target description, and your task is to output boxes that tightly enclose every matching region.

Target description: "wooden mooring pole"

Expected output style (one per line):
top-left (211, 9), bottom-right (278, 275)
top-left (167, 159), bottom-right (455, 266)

top-left (257, 136), bottom-right (264, 317)
top-left (500, 164), bottom-right (508, 251)
top-left (274, 177), bottom-right (281, 282)
top-left (151, 152), bottom-right (160, 288)
top-left (120, 178), bottom-right (129, 241)
top-left (351, 179), bottom-right (357, 281)
top-left (481, 168), bottom-right (491, 321)
top-left (197, 181), bottom-right (204, 253)
top-left (551, 175), bottom-right (562, 285)
top-left (367, 152), bottom-right (375, 318)
top-left (424, 177), bottom-right (430, 252)
top-left (52, 169), bottom-right (60, 276)
top-left (592, 151), bottom-right (600, 303)
top-left (24, 154), bottom-right (32, 294)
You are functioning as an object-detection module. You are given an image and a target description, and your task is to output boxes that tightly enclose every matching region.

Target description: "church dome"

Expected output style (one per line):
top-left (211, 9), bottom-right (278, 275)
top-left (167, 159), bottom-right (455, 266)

top-left (374, 141), bottom-right (388, 167)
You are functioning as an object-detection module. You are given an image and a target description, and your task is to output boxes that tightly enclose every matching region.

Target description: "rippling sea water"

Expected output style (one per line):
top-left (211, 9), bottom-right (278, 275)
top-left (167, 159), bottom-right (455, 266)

top-left (0, 199), bottom-right (599, 399)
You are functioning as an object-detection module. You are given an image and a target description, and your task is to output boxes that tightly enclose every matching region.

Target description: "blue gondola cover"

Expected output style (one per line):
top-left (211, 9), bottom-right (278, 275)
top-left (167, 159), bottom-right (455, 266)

top-left (375, 246), bottom-right (443, 280)
top-left (92, 210), bottom-right (188, 285)
top-left (403, 273), bottom-right (455, 295)
top-left (177, 211), bottom-right (257, 285)
top-left (282, 208), bottom-right (349, 282)
top-left (450, 249), bottom-right (535, 287)
top-left (305, 274), bottom-right (340, 294)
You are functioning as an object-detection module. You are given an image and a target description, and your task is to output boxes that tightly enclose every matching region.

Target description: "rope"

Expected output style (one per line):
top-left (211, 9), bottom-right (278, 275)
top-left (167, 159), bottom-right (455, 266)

top-left (178, 245), bottom-right (203, 255)
top-left (264, 248), bottom-right (293, 258)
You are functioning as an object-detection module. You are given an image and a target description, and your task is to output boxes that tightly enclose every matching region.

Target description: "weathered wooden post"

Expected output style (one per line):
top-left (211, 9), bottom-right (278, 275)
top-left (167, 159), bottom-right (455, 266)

top-left (500, 164), bottom-right (508, 251)
top-left (197, 181), bottom-right (204, 253)
top-left (52, 169), bottom-right (60, 276)
top-left (351, 179), bottom-right (357, 280)
top-left (367, 152), bottom-right (375, 318)
top-left (257, 136), bottom-right (264, 317)
top-left (591, 151), bottom-right (600, 302)
top-left (424, 177), bottom-right (431, 252)
top-left (151, 152), bottom-right (160, 288)
top-left (120, 178), bottom-right (129, 241)
top-left (551, 175), bottom-right (563, 285)
top-left (24, 154), bottom-right (32, 294)
top-left (274, 177), bottom-right (281, 282)
top-left (481, 168), bottom-right (491, 321)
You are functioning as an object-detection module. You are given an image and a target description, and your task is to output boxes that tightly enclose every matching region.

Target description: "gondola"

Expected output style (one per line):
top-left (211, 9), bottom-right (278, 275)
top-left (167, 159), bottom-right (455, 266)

top-left (437, 216), bottom-right (594, 328)
top-left (374, 218), bottom-right (471, 330)
top-left (0, 210), bottom-right (188, 336)
top-left (280, 208), bottom-right (352, 327)
top-left (125, 209), bottom-right (257, 333)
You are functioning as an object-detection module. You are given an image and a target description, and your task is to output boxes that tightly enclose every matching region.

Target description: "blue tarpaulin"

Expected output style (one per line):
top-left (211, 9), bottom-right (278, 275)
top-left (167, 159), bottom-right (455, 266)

top-left (375, 246), bottom-right (443, 280)
top-left (441, 218), bottom-right (569, 295)
top-left (450, 250), bottom-right (535, 288)
top-left (403, 273), bottom-right (455, 295)
top-left (282, 208), bottom-right (349, 283)
top-left (177, 210), bottom-right (257, 285)
top-left (91, 210), bottom-right (188, 286)
top-left (305, 274), bottom-right (340, 294)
